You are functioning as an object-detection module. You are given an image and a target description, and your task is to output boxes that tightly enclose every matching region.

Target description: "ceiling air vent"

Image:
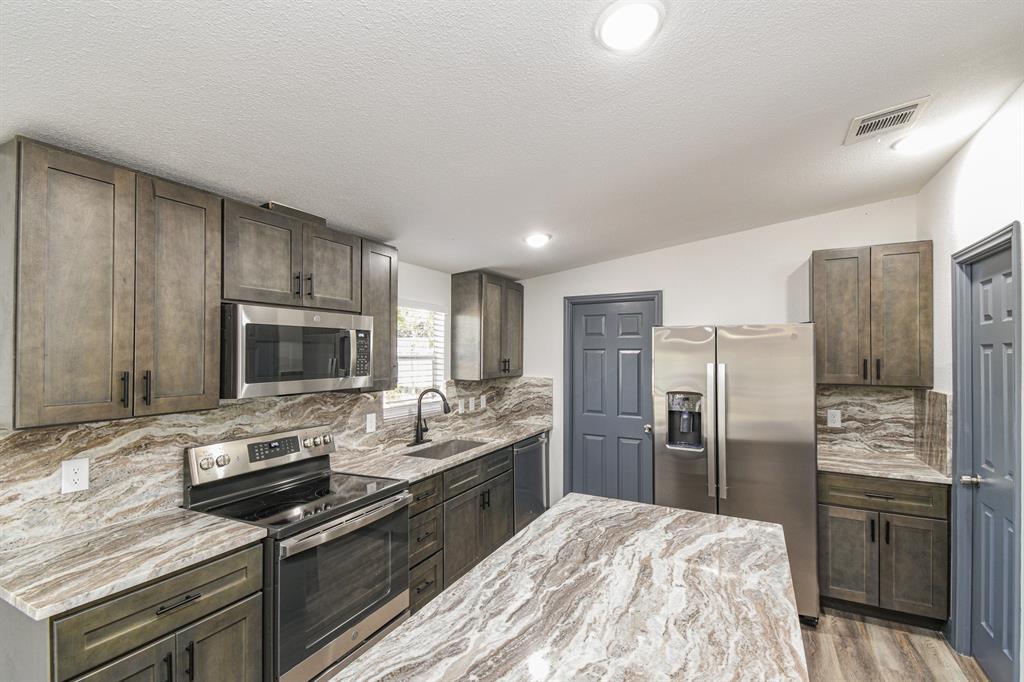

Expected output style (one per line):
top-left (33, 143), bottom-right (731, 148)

top-left (843, 97), bottom-right (930, 145)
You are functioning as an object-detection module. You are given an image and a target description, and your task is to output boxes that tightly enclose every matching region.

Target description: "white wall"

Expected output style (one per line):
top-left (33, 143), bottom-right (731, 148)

top-left (917, 83), bottom-right (1024, 393)
top-left (522, 196), bottom-right (919, 502)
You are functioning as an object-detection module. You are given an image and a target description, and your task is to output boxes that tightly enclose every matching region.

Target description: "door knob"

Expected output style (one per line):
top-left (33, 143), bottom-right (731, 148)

top-left (959, 474), bottom-right (982, 487)
top-left (643, 424), bottom-right (652, 434)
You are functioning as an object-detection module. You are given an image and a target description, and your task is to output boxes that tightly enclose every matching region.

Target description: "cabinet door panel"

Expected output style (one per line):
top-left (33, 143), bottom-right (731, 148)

top-left (223, 200), bottom-right (303, 305)
top-left (360, 240), bottom-right (398, 390)
top-left (134, 177), bottom-right (221, 415)
top-left (175, 594), bottom-right (261, 682)
top-left (16, 142), bottom-right (136, 427)
top-left (481, 274), bottom-right (504, 379)
top-left (502, 282), bottom-right (524, 377)
top-left (481, 470), bottom-right (514, 554)
top-left (870, 241), bottom-right (933, 387)
top-left (818, 504), bottom-right (879, 606)
top-left (811, 247), bottom-right (870, 384)
top-left (879, 513), bottom-right (948, 618)
top-left (443, 485), bottom-right (485, 587)
top-left (302, 225), bottom-right (361, 311)
top-left (71, 636), bottom-right (175, 682)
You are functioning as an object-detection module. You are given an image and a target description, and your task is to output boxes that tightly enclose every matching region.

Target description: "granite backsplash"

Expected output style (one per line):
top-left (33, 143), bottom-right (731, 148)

top-left (816, 385), bottom-right (950, 475)
top-left (0, 376), bottom-right (552, 552)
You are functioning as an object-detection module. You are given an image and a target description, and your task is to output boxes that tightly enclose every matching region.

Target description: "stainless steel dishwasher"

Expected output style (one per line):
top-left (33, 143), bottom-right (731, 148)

top-left (513, 433), bottom-right (549, 532)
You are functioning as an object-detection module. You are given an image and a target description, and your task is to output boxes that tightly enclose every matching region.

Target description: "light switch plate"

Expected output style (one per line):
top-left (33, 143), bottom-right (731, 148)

top-left (366, 413), bottom-right (377, 433)
top-left (469, 397), bottom-right (476, 411)
top-left (826, 409), bottom-right (842, 428)
top-left (480, 393), bottom-right (487, 409)
top-left (61, 459), bottom-right (89, 494)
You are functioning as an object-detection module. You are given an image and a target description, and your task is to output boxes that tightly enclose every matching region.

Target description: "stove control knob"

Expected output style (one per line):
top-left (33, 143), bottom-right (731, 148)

top-left (313, 436), bottom-right (323, 446)
top-left (199, 457), bottom-right (214, 470)
top-left (302, 438), bottom-right (313, 448)
top-left (323, 502), bottom-right (332, 510)
top-left (216, 454), bottom-right (230, 467)
top-left (323, 434), bottom-right (333, 444)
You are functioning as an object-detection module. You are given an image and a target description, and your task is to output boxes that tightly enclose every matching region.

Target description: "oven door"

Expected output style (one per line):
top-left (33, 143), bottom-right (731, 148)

top-left (275, 493), bottom-right (410, 682)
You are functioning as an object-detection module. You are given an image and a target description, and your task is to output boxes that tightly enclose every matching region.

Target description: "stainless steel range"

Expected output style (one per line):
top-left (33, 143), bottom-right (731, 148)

top-left (183, 426), bottom-right (410, 682)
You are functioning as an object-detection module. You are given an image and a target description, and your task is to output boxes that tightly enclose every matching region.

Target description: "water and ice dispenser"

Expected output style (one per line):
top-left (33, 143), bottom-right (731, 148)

top-left (666, 391), bottom-right (703, 449)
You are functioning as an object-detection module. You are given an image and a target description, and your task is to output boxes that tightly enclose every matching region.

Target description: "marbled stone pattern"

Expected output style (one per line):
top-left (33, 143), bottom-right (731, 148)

top-left (817, 447), bottom-right (952, 484)
top-left (0, 376), bottom-right (552, 553)
top-left (333, 494), bottom-right (808, 682)
top-left (0, 509), bottom-right (266, 620)
top-left (915, 390), bottom-right (951, 475)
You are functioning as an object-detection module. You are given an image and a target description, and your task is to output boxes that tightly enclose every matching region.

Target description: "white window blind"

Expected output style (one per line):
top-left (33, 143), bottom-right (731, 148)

top-left (383, 304), bottom-right (447, 420)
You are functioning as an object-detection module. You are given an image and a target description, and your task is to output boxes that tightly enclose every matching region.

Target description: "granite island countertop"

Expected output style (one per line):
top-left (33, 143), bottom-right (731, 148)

top-left (330, 416), bottom-right (551, 483)
top-left (0, 509), bottom-right (266, 620)
top-left (817, 446), bottom-right (952, 485)
top-left (332, 493), bottom-right (808, 682)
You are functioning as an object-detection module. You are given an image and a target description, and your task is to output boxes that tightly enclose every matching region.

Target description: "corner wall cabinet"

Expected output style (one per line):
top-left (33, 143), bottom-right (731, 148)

top-left (817, 472), bottom-right (949, 619)
top-left (0, 138), bottom-right (221, 428)
top-left (810, 240), bottom-right (933, 387)
top-left (360, 239), bottom-right (399, 392)
top-left (452, 271), bottom-right (524, 381)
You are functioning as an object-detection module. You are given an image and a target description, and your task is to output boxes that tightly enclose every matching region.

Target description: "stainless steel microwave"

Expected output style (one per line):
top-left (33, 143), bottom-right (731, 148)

top-left (221, 303), bottom-right (373, 398)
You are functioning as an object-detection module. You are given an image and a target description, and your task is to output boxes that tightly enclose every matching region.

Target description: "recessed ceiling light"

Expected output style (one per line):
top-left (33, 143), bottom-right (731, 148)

top-left (596, 1), bottom-right (664, 53)
top-left (525, 233), bottom-right (552, 248)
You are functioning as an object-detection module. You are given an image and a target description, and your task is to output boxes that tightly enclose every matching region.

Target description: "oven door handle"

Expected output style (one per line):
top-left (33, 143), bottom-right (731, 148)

top-left (278, 492), bottom-right (411, 559)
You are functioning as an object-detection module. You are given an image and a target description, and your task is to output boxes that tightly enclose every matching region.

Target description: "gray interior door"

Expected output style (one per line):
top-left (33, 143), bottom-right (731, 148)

top-left (569, 296), bottom-right (657, 503)
top-left (969, 247), bottom-right (1017, 682)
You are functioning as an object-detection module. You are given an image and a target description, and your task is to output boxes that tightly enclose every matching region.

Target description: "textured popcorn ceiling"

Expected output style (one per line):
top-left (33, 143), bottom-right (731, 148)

top-left (1, 0), bottom-right (1022, 278)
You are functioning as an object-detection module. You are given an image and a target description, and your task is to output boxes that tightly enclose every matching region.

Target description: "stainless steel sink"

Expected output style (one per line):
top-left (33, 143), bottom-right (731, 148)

top-left (404, 439), bottom-right (487, 460)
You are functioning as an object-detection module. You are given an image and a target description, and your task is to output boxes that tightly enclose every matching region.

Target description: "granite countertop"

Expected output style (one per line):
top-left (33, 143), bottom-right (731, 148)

top-left (817, 447), bottom-right (952, 485)
top-left (330, 417), bottom-right (551, 483)
top-left (332, 493), bottom-right (808, 682)
top-left (0, 509), bottom-right (266, 620)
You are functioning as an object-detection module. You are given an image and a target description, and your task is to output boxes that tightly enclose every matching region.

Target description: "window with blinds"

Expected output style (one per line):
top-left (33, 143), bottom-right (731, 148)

top-left (383, 305), bottom-right (448, 419)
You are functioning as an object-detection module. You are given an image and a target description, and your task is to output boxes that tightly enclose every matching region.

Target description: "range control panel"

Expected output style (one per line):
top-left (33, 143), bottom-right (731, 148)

top-left (187, 425), bottom-right (336, 486)
top-left (354, 329), bottom-right (371, 376)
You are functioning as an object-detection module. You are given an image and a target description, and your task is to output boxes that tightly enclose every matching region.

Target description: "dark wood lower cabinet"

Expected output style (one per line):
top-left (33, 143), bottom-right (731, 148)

top-left (409, 551), bottom-right (444, 614)
top-left (818, 504), bottom-right (879, 606)
top-left (879, 513), bottom-right (948, 619)
top-left (443, 470), bottom-right (514, 587)
top-left (72, 635), bottom-right (175, 682)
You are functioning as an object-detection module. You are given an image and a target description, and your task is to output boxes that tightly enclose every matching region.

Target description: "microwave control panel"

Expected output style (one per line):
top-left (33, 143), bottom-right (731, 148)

top-left (354, 330), bottom-right (371, 376)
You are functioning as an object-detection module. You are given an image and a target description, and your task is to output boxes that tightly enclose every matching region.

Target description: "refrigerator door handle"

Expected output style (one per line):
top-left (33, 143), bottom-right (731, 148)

top-left (706, 362), bottom-right (718, 498)
top-left (717, 362), bottom-right (728, 499)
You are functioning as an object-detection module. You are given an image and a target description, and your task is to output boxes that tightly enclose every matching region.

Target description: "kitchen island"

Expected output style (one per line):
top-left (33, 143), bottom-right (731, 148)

top-left (333, 493), bottom-right (808, 681)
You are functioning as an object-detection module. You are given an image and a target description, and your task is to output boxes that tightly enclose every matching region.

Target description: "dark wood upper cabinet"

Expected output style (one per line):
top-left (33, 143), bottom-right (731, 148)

top-left (302, 223), bottom-right (361, 312)
top-left (134, 177), bottom-right (221, 416)
top-left (452, 271), bottom-right (524, 381)
top-left (811, 240), bottom-right (932, 387)
top-left (360, 239), bottom-right (398, 391)
top-left (11, 141), bottom-right (137, 428)
top-left (810, 247), bottom-right (871, 384)
top-left (222, 200), bottom-right (304, 306)
top-left (871, 241), bottom-right (933, 387)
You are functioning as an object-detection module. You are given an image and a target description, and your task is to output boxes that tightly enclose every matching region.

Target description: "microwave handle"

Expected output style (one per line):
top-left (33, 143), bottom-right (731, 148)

top-left (278, 492), bottom-right (411, 559)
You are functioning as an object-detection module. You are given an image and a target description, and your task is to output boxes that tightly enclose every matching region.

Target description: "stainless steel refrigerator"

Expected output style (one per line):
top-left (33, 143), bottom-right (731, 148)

top-left (652, 324), bottom-right (819, 619)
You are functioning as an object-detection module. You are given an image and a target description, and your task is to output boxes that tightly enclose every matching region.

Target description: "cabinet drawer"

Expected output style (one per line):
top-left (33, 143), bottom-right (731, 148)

top-left (443, 447), bottom-right (513, 499)
top-left (818, 472), bottom-right (948, 520)
top-left (408, 475), bottom-right (443, 516)
top-left (409, 505), bottom-right (444, 566)
top-left (53, 545), bottom-right (262, 682)
top-left (409, 551), bottom-right (444, 614)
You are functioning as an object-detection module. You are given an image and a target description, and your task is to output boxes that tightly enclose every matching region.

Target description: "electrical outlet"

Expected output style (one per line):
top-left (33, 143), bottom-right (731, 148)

top-left (826, 409), bottom-right (842, 428)
top-left (480, 393), bottom-right (487, 409)
top-left (61, 459), bottom-right (89, 494)
top-left (366, 413), bottom-right (377, 433)
top-left (469, 397), bottom-right (476, 411)
top-left (457, 399), bottom-right (465, 414)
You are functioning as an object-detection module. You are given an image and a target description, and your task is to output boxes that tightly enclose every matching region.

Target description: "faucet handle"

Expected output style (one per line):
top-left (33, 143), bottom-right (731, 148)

top-left (421, 418), bottom-right (429, 434)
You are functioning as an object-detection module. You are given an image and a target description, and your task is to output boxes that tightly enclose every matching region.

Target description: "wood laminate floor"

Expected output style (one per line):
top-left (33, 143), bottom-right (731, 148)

top-left (802, 608), bottom-right (989, 682)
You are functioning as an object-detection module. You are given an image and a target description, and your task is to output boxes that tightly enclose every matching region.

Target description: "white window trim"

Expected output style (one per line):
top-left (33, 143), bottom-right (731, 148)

top-left (383, 298), bottom-right (450, 421)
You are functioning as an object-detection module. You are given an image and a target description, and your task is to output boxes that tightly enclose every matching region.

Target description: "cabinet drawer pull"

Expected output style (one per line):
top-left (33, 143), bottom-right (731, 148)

top-left (155, 592), bottom-right (201, 616)
top-left (451, 473), bottom-right (479, 489)
top-left (185, 641), bottom-right (195, 681)
top-left (307, 272), bottom-right (315, 297)
top-left (414, 490), bottom-right (434, 502)
top-left (885, 520), bottom-right (891, 545)
top-left (294, 272), bottom-right (302, 297)
top-left (120, 371), bottom-right (131, 408)
top-left (143, 370), bottom-right (153, 406)
top-left (869, 518), bottom-right (875, 543)
top-left (875, 358), bottom-right (881, 380)
top-left (416, 530), bottom-right (434, 543)
top-left (415, 579), bottom-right (435, 594)
top-left (864, 492), bottom-right (895, 501)
top-left (163, 652), bottom-right (173, 682)
top-left (862, 359), bottom-right (868, 380)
